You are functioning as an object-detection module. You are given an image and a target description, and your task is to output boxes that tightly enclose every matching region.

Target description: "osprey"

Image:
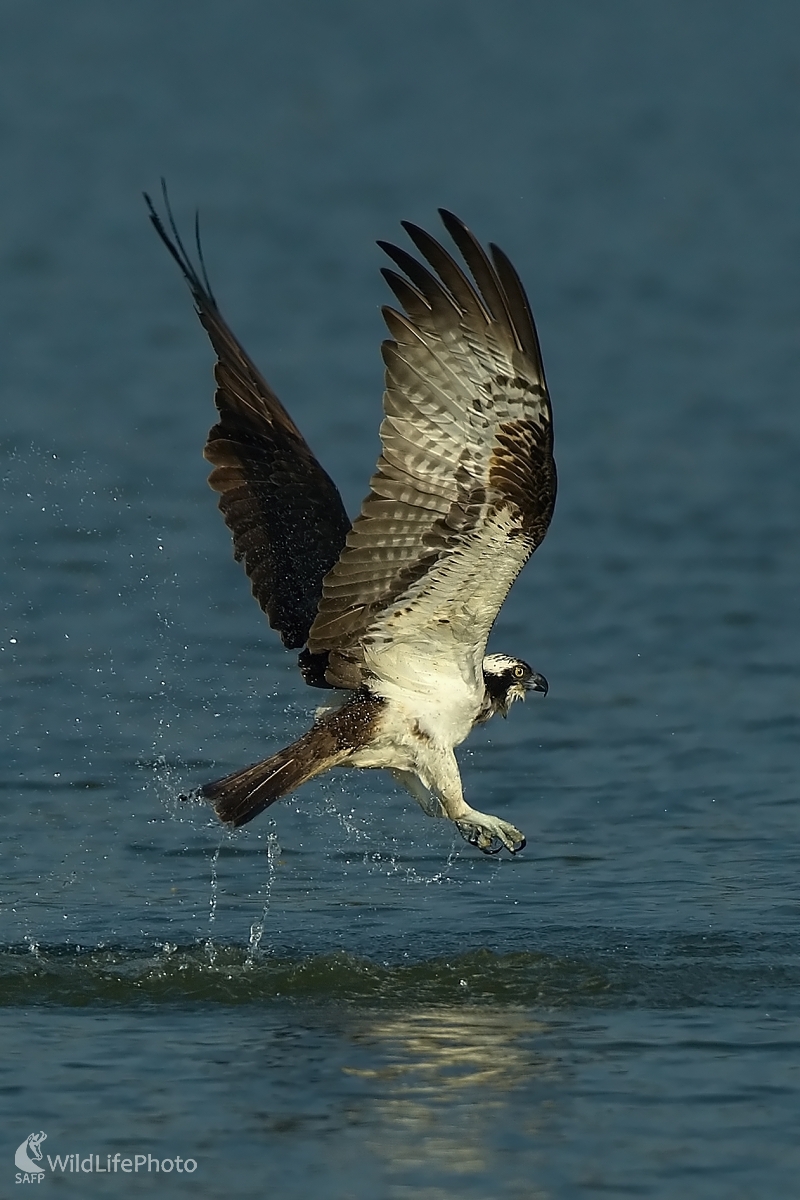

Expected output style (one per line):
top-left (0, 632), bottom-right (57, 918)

top-left (147, 194), bottom-right (556, 854)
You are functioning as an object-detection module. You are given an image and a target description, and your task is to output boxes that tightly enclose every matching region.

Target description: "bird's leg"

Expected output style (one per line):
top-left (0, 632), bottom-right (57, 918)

top-left (421, 748), bottom-right (526, 855)
top-left (390, 769), bottom-right (446, 818)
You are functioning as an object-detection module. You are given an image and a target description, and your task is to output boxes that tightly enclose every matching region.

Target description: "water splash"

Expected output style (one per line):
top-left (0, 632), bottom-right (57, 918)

top-left (321, 790), bottom-right (375, 844)
top-left (205, 842), bottom-right (223, 965)
top-left (245, 825), bottom-right (281, 966)
top-left (317, 783), bottom-right (499, 887)
top-left (23, 935), bottom-right (42, 959)
top-left (2, 931), bottom-right (789, 1009)
top-left (360, 840), bottom-right (464, 887)
top-left (0, 942), bottom-right (608, 1007)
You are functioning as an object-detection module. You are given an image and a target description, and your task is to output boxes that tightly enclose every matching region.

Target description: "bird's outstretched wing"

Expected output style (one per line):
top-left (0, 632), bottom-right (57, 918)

top-left (307, 210), bottom-right (556, 691)
top-left (146, 189), bottom-right (351, 651)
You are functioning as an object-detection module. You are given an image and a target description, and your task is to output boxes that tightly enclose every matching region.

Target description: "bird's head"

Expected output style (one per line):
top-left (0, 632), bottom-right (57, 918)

top-left (482, 654), bottom-right (548, 718)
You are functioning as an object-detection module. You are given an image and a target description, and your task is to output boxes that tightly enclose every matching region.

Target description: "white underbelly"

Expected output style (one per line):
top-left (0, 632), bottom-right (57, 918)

top-left (365, 642), bottom-right (482, 741)
top-left (348, 691), bottom-right (476, 783)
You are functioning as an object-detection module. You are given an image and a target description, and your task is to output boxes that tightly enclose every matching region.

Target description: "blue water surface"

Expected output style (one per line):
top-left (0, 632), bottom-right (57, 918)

top-left (1, 2), bottom-right (799, 1197)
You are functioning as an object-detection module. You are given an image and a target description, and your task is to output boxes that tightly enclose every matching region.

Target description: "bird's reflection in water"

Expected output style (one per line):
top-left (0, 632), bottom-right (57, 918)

top-left (342, 1005), bottom-right (555, 1191)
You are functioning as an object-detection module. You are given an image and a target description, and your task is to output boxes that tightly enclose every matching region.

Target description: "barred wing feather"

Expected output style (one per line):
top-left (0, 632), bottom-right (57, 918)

top-left (308, 210), bottom-right (556, 690)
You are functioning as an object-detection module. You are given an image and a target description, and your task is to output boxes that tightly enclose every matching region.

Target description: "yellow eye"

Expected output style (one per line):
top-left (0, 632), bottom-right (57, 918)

top-left (513, 665), bottom-right (525, 678)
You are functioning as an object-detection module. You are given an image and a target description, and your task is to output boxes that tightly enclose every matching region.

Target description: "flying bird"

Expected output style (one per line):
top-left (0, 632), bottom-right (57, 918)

top-left (146, 193), bottom-right (556, 854)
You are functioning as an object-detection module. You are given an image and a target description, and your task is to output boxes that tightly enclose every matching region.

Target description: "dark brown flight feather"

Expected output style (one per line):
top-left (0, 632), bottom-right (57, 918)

top-left (145, 186), bottom-right (351, 655)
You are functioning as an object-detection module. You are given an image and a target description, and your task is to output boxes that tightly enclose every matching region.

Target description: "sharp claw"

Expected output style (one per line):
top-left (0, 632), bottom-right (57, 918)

top-left (456, 818), bottom-right (526, 856)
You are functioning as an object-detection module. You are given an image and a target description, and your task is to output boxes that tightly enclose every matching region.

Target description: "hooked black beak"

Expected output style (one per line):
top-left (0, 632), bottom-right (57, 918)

top-left (526, 671), bottom-right (549, 696)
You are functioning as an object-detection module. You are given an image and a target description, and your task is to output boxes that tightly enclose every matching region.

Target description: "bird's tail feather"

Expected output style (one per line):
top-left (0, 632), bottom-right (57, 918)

top-left (201, 732), bottom-right (344, 828)
top-left (200, 690), bottom-right (384, 828)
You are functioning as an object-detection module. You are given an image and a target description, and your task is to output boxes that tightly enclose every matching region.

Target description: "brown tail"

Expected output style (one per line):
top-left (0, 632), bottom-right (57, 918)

top-left (200, 690), bottom-right (385, 828)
